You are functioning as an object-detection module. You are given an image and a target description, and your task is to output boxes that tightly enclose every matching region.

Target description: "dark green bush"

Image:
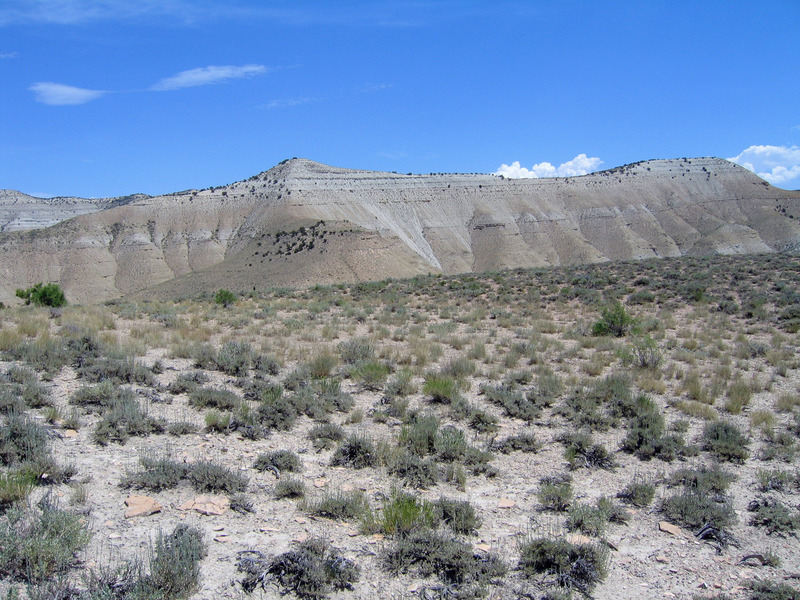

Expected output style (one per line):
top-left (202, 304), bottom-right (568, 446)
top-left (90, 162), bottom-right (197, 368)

top-left (120, 455), bottom-right (189, 492)
top-left (591, 301), bottom-right (634, 337)
top-left (387, 450), bottom-right (438, 489)
top-left (617, 476), bottom-right (656, 508)
top-left (238, 538), bottom-right (359, 598)
top-left (254, 449), bottom-right (301, 474)
top-left (304, 490), bottom-right (369, 521)
top-left (519, 536), bottom-right (609, 595)
top-left (216, 341), bottom-right (252, 376)
top-left (274, 477), bottom-right (306, 499)
top-left (702, 420), bottom-right (750, 463)
top-left (493, 432), bottom-right (540, 453)
top-left (214, 289), bottom-right (237, 307)
top-left (660, 488), bottom-right (736, 531)
top-left (16, 282), bottom-right (67, 307)
top-left (330, 434), bottom-right (376, 469)
top-left (383, 528), bottom-right (505, 593)
top-left (187, 460), bottom-right (248, 494)
top-left (433, 497), bottom-right (481, 535)
top-left (188, 386), bottom-right (239, 410)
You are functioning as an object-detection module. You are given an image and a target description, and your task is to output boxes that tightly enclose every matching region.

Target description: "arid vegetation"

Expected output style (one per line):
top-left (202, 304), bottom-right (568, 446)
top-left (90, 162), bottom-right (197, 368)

top-left (1, 252), bottom-right (799, 599)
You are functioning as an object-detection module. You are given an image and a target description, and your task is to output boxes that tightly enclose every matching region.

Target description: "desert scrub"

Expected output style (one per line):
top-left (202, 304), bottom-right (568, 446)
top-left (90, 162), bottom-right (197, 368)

top-left (423, 373), bottom-right (461, 403)
top-left (756, 469), bottom-right (793, 493)
top-left (702, 420), bottom-right (750, 463)
top-left (559, 431), bottom-right (615, 470)
top-left (382, 528), bottom-right (506, 597)
top-left (660, 487), bottom-right (736, 531)
top-left (362, 489), bottom-right (437, 536)
top-left (92, 387), bottom-right (165, 445)
top-left (0, 470), bottom-right (36, 511)
top-left (303, 489), bottom-right (369, 521)
top-left (349, 359), bottom-right (391, 390)
top-left (330, 433), bottom-right (376, 469)
top-left (592, 301), bottom-right (635, 337)
top-left (238, 537), bottom-right (359, 597)
top-left (479, 382), bottom-right (540, 422)
top-left (274, 477), bottom-right (307, 499)
top-left (669, 464), bottom-right (737, 495)
top-left (187, 386), bottom-right (239, 410)
top-left (433, 497), bottom-right (482, 535)
top-left (493, 432), bottom-right (540, 453)
top-left (0, 496), bottom-right (91, 583)
top-left (617, 475), bottom-right (656, 508)
top-left (215, 341), bottom-right (253, 376)
top-left (519, 535), bottom-right (609, 596)
top-left (747, 497), bottom-right (800, 535)
top-left (254, 449), bottom-right (301, 474)
top-left (537, 474), bottom-right (573, 512)
top-left (385, 449), bottom-right (438, 488)
top-left (168, 370), bottom-right (210, 394)
top-left (307, 422), bottom-right (345, 451)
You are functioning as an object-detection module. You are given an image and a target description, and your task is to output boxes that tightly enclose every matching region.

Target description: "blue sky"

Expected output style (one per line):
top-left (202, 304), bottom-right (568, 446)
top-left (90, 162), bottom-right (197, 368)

top-left (1, 0), bottom-right (798, 198)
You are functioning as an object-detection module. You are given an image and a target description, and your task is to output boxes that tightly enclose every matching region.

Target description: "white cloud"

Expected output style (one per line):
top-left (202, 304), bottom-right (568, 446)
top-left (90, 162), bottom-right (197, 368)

top-left (151, 64), bottom-right (267, 91)
top-left (728, 145), bottom-right (800, 187)
top-left (495, 154), bottom-right (603, 178)
top-left (260, 97), bottom-right (317, 110)
top-left (30, 82), bottom-right (105, 105)
top-left (0, 51), bottom-right (18, 59)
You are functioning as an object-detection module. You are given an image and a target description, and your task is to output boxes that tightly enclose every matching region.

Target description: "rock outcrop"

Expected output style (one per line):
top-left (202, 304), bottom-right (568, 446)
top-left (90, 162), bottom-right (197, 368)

top-left (1, 157), bottom-right (799, 304)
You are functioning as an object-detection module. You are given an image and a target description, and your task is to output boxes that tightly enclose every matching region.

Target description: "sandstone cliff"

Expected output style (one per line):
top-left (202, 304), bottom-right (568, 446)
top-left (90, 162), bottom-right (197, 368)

top-left (1, 157), bottom-right (799, 304)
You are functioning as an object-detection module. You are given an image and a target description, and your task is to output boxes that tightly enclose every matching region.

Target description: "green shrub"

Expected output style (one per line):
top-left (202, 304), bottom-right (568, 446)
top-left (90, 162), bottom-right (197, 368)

top-left (308, 422), bottom-right (344, 451)
top-left (559, 431), bottom-right (615, 470)
top-left (433, 497), bottom-right (482, 535)
top-left (304, 489), bottom-right (369, 521)
top-left (120, 455), bottom-right (189, 492)
top-left (168, 370), bottom-right (210, 394)
top-left (188, 386), bottom-right (239, 410)
top-left (493, 432), bottom-right (540, 453)
top-left (350, 359), bottom-right (391, 391)
top-left (0, 470), bottom-right (36, 511)
top-left (423, 374), bottom-right (460, 403)
top-left (238, 538), bottom-right (359, 598)
top-left (256, 395), bottom-right (297, 431)
top-left (204, 409), bottom-right (231, 432)
top-left (386, 449), bottom-right (438, 489)
top-left (756, 469), bottom-right (793, 493)
top-left (214, 289), bottom-right (236, 307)
top-left (434, 425), bottom-right (468, 462)
top-left (481, 383), bottom-right (540, 422)
top-left (383, 529), bottom-right (505, 594)
top-left (660, 488), bottom-right (735, 530)
top-left (748, 579), bottom-right (800, 600)
top-left (187, 460), bottom-right (248, 493)
top-left (254, 450), bottom-right (301, 474)
top-left (0, 496), bottom-right (91, 582)
top-left (274, 477), bottom-right (306, 499)
top-left (617, 476), bottom-right (655, 508)
top-left (216, 341), bottom-right (252, 376)
top-left (747, 497), bottom-right (800, 535)
top-left (669, 464), bottom-right (736, 495)
top-left (16, 282), bottom-right (67, 307)
top-left (537, 474), bottom-right (573, 512)
top-left (92, 387), bottom-right (164, 445)
top-left (364, 489), bottom-right (437, 536)
top-left (702, 420), bottom-right (750, 463)
top-left (400, 412), bottom-right (439, 456)
top-left (330, 434), bottom-right (376, 469)
top-left (592, 301), bottom-right (634, 337)
top-left (565, 502), bottom-right (611, 537)
top-left (519, 536), bottom-right (608, 595)
top-left (147, 525), bottom-right (207, 599)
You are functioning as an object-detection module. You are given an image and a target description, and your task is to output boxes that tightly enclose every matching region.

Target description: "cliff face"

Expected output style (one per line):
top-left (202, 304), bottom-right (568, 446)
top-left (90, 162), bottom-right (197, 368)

top-left (2, 157), bottom-right (799, 304)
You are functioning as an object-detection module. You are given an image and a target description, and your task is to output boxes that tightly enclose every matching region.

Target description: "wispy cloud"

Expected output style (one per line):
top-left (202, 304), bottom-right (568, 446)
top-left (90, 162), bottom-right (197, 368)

top-left (496, 154), bottom-right (603, 178)
top-left (0, 51), bottom-right (18, 59)
top-left (1, 0), bottom-right (538, 27)
top-left (151, 64), bottom-right (267, 91)
top-left (30, 82), bottom-right (106, 105)
top-left (260, 97), bottom-right (317, 110)
top-left (728, 145), bottom-right (800, 187)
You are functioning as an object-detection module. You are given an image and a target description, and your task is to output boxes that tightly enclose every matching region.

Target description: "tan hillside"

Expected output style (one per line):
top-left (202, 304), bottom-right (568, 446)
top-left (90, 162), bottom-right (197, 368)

top-left (1, 157), bottom-right (799, 304)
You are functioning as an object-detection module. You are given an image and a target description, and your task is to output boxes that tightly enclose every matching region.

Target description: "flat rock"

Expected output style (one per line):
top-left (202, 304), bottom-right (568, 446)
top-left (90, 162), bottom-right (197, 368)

top-left (497, 498), bottom-right (516, 509)
top-left (659, 521), bottom-right (684, 536)
top-left (177, 495), bottom-right (230, 516)
top-left (124, 495), bottom-right (162, 518)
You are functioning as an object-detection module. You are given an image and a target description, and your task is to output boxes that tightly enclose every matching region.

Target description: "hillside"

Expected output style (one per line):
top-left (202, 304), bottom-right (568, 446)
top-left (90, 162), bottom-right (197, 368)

top-left (1, 157), bottom-right (799, 304)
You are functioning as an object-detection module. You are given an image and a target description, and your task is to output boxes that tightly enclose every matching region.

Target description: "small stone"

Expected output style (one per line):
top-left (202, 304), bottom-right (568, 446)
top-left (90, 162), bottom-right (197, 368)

top-left (294, 533), bottom-right (309, 543)
top-left (214, 534), bottom-right (230, 543)
top-left (261, 527), bottom-right (279, 532)
top-left (655, 555), bottom-right (668, 563)
top-left (341, 483), bottom-right (354, 492)
top-left (109, 533), bottom-right (122, 539)
top-left (313, 478), bottom-right (328, 488)
top-left (497, 498), bottom-right (516, 509)
top-left (475, 543), bottom-right (491, 552)
top-left (294, 517), bottom-right (308, 524)
top-left (63, 429), bottom-right (78, 438)
top-left (347, 530), bottom-right (359, 537)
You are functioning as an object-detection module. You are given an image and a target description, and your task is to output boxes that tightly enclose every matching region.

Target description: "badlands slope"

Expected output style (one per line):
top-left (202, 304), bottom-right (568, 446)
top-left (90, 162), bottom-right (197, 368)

top-left (1, 157), bottom-right (799, 304)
